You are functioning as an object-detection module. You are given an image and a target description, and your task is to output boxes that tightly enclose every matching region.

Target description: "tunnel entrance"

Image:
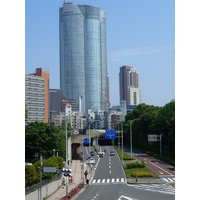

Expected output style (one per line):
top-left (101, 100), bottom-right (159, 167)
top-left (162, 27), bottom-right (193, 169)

top-left (71, 143), bottom-right (81, 160)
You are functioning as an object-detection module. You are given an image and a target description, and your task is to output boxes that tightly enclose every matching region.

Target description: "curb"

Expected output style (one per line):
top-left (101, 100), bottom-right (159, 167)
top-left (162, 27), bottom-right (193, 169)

top-left (127, 178), bottom-right (165, 185)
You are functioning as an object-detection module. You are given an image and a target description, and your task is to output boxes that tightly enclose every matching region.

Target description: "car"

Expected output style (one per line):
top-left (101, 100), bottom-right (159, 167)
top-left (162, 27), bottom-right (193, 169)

top-left (98, 152), bottom-right (105, 157)
top-left (87, 158), bottom-right (95, 164)
top-left (90, 151), bottom-right (95, 156)
top-left (110, 150), bottom-right (115, 156)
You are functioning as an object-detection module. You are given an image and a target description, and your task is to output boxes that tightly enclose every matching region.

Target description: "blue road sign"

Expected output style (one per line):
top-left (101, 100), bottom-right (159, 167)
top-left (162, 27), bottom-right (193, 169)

top-left (106, 129), bottom-right (116, 139)
top-left (43, 167), bottom-right (56, 173)
top-left (84, 138), bottom-right (89, 144)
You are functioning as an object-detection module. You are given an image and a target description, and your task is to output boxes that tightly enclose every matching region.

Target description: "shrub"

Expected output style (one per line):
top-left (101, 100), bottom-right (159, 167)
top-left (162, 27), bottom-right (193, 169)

top-left (123, 156), bottom-right (134, 160)
top-left (124, 161), bottom-right (145, 169)
top-left (131, 171), bottom-right (154, 177)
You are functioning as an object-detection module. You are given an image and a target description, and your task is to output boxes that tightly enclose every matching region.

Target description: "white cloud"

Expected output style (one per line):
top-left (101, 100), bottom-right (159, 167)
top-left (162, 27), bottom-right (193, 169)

top-left (108, 45), bottom-right (174, 61)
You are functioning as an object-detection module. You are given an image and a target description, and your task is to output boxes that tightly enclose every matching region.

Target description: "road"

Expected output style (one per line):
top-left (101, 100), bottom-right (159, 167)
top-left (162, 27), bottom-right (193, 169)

top-left (75, 146), bottom-right (175, 200)
top-left (123, 146), bottom-right (175, 188)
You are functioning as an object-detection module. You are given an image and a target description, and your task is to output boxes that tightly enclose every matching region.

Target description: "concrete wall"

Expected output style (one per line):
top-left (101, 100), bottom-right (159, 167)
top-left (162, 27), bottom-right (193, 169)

top-left (25, 178), bottom-right (63, 200)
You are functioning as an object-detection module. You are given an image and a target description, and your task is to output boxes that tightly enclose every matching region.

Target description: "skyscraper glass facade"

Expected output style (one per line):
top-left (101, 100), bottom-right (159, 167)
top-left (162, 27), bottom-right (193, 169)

top-left (59, 3), bottom-right (107, 114)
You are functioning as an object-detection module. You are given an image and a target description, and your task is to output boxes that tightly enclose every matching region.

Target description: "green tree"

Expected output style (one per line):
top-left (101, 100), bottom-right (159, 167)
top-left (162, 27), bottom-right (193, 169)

top-left (25, 104), bottom-right (28, 122)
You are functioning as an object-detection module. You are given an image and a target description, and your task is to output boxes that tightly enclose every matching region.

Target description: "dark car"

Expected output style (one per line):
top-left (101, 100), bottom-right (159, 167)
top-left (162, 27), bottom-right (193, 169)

top-left (90, 151), bottom-right (95, 156)
top-left (110, 151), bottom-right (115, 156)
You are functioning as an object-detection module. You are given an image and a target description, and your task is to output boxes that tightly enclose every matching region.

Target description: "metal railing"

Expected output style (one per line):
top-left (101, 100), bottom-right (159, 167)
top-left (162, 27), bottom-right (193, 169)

top-left (25, 171), bottom-right (62, 195)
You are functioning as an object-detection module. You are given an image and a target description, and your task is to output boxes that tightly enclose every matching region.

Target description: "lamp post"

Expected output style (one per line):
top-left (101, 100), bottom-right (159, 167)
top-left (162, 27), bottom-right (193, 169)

top-left (65, 119), bottom-right (68, 197)
top-left (121, 121), bottom-right (123, 160)
top-left (130, 118), bottom-right (140, 157)
top-left (89, 120), bottom-right (100, 155)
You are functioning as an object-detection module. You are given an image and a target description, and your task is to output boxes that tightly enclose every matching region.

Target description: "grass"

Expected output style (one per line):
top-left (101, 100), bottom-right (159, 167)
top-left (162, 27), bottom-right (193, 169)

top-left (113, 146), bottom-right (135, 160)
top-left (125, 167), bottom-right (158, 178)
top-left (114, 146), bottom-right (158, 178)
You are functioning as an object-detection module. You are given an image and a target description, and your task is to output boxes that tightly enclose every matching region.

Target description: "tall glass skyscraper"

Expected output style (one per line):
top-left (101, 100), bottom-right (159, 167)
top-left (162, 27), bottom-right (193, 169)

top-left (59, 2), bottom-right (107, 115)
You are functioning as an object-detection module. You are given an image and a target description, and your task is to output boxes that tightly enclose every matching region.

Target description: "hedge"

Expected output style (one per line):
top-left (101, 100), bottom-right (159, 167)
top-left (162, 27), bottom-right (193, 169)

top-left (131, 171), bottom-right (155, 177)
top-left (124, 161), bottom-right (145, 169)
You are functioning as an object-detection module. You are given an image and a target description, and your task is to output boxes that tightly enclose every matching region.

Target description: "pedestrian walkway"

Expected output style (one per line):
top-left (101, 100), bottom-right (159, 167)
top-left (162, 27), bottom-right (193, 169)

top-left (46, 160), bottom-right (85, 200)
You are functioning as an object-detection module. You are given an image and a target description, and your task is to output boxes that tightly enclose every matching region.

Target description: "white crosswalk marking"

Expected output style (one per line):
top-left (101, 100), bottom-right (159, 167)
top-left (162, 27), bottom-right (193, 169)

top-left (163, 178), bottom-right (169, 182)
top-left (161, 177), bottom-right (175, 183)
top-left (91, 178), bottom-right (125, 185)
top-left (167, 178), bottom-right (173, 182)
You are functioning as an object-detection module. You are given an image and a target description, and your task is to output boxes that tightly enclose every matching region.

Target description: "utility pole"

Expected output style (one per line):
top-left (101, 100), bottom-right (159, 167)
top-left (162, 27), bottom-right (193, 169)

top-left (160, 135), bottom-right (162, 157)
top-left (121, 122), bottom-right (123, 160)
top-left (82, 139), bottom-right (84, 183)
top-left (65, 120), bottom-right (68, 197)
top-left (130, 121), bottom-right (132, 157)
top-left (40, 155), bottom-right (43, 200)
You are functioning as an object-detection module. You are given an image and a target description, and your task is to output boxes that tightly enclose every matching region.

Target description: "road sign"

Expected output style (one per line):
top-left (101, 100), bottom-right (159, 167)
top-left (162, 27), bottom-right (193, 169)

top-left (106, 129), bottom-right (116, 139)
top-left (43, 167), bottom-right (56, 173)
top-left (84, 138), bottom-right (89, 144)
top-left (148, 135), bottom-right (158, 142)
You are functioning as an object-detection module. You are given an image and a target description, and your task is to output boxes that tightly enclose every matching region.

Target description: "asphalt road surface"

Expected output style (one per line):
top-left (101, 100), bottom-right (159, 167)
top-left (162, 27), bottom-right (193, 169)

top-left (75, 146), bottom-right (175, 200)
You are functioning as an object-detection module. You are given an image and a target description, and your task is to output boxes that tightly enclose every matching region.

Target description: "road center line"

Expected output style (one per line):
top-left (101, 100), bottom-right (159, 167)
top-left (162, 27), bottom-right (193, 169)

top-left (149, 161), bottom-right (172, 175)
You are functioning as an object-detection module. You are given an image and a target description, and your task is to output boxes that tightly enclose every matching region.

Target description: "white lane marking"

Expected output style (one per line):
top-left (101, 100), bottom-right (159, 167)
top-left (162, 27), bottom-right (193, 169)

top-left (112, 178), bottom-right (115, 182)
top-left (121, 178), bottom-right (124, 182)
top-left (172, 178), bottom-right (175, 181)
top-left (107, 179), bottom-right (110, 183)
top-left (118, 195), bottom-right (138, 200)
top-left (102, 179), bottom-right (105, 183)
top-left (158, 171), bottom-right (163, 174)
top-left (167, 178), bottom-right (174, 182)
top-left (92, 193), bottom-right (98, 200)
top-left (149, 161), bottom-right (172, 175)
top-left (116, 178), bottom-right (119, 182)
top-left (109, 170), bottom-right (111, 174)
top-left (109, 166), bottom-right (111, 168)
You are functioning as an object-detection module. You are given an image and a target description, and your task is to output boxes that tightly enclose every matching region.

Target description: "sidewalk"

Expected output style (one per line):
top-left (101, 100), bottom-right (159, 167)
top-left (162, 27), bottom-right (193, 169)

top-left (46, 160), bottom-right (94, 200)
top-left (46, 160), bottom-right (85, 200)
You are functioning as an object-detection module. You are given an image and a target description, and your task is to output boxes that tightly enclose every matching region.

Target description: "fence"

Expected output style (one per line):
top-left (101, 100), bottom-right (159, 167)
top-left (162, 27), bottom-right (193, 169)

top-left (25, 171), bottom-right (62, 195)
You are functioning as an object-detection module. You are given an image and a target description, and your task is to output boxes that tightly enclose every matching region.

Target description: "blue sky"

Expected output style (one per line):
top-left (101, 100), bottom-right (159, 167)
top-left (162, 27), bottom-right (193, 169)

top-left (25, 0), bottom-right (175, 107)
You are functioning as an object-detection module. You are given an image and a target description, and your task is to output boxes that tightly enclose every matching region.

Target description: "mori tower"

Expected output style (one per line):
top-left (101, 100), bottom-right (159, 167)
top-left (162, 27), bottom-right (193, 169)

top-left (59, 2), bottom-right (108, 115)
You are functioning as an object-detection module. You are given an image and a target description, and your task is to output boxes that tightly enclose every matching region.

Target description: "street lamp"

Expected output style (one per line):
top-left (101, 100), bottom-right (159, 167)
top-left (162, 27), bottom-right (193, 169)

top-left (65, 118), bottom-right (68, 197)
top-left (89, 120), bottom-right (101, 155)
top-left (130, 118), bottom-right (140, 157)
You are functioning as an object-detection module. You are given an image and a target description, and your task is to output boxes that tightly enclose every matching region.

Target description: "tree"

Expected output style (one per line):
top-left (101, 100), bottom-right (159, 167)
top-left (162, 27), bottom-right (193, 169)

top-left (25, 103), bottom-right (28, 122)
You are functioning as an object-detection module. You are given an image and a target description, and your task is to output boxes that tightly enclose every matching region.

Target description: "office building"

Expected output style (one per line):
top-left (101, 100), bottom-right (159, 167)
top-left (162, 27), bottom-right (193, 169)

top-left (61, 98), bottom-right (76, 113)
top-left (128, 87), bottom-right (142, 105)
top-left (119, 66), bottom-right (142, 105)
top-left (25, 74), bottom-right (45, 123)
top-left (36, 68), bottom-right (50, 123)
top-left (107, 74), bottom-right (111, 108)
top-left (59, 2), bottom-right (108, 115)
top-left (50, 89), bottom-right (63, 116)
top-left (25, 68), bottom-right (50, 124)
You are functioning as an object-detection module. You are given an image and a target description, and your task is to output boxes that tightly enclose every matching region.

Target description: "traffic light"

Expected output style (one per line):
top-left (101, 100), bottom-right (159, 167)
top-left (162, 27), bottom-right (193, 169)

top-left (61, 168), bottom-right (72, 177)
